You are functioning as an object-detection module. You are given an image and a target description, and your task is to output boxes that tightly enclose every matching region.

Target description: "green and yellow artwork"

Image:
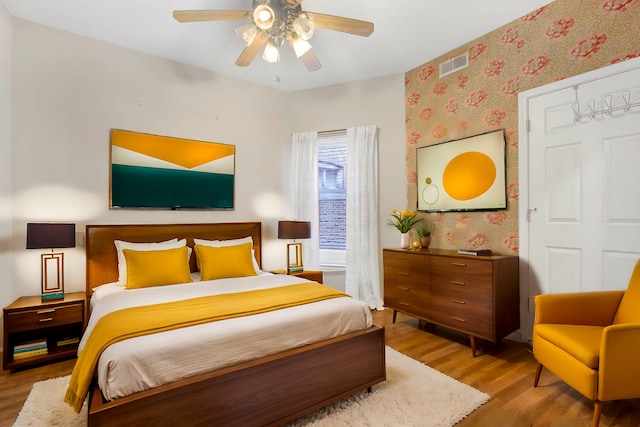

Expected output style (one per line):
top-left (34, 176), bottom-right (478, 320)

top-left (110, 129), bottom-right (235, 209)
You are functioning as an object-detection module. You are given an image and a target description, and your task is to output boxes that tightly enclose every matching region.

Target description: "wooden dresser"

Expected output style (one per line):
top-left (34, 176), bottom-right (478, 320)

top-left (383, 248), bottom-right (519, 356)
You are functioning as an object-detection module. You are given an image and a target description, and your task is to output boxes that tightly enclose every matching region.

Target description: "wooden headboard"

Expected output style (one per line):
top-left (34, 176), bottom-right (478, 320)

top-left (85, 222), bottom-right (262, 296)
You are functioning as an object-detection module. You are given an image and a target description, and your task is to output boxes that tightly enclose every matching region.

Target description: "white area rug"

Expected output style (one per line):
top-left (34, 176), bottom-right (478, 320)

top-left (14, 347), bottom-right (488, 427)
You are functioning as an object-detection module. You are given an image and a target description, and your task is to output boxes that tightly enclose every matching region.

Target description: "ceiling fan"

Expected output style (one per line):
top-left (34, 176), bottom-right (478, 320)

top-left (173, 0), bottom-right (374, 72)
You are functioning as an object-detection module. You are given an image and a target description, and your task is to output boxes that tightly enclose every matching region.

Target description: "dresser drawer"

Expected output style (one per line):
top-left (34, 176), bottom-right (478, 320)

top-left (384, 265), bottom-right (427, 287)
top-left (431, 273), bottom-right (493, 301)
top-left (383, 250), bottom-right (429, 272)
top-left (430, 292), bottom-right (493, 320)
top-left (384, 266), bottom-right (429, 317)
top-left (429, 298), bottom-right (494, 339)
top-left (430, 256), bottom-right (492, 278)
top-left (6, 303), bottom-right (83, 333)
top-left (384, 287), bottom-right (429, 318)
top-left (384, 279), bottom-right (428, 302)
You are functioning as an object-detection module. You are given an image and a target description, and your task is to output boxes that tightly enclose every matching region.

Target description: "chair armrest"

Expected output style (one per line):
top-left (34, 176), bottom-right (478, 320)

top-left (599, 323), bottom-right (640, 401)
top-left (534, 291), bottom-right (624, 326)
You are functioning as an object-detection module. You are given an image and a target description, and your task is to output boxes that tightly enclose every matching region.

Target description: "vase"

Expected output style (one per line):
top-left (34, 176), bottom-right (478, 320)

top-left (419, 236), bottom-right (431, 249)
top-left (400, 233), bottom-right (410, 249)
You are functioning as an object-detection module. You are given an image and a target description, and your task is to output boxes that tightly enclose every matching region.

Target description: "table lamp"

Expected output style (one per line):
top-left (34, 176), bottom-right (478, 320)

top-left (278, 221), bottom-right (311, 273)
top-left (26, 223), bottom-right (75, 300)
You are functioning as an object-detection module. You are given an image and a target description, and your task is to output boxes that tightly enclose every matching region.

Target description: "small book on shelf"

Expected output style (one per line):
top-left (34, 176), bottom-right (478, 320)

top-left (13, 348), bottom-right (48, 359)
top-left (13, 339), bottom-right (47, 352)
top-left (457, 248), bottom-right (492, 256)
top-left (56, 337), bottom-right (80, 347)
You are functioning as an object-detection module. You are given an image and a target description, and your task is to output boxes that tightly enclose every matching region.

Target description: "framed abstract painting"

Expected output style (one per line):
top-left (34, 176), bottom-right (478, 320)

top-left (110, 129), bottom-right (235, 210)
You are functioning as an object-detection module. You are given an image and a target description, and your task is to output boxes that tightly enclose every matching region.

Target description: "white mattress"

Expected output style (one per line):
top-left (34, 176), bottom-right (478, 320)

top-left (85, 274), bottom-right (373, 401)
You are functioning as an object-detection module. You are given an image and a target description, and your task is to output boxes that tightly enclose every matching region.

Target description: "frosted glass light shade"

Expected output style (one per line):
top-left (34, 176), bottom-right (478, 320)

top-left (262, 41), bottom-right (280, 63)
top-left (254, 5), bottom-right (275, 30)
top-left (292, 38), bottom-right (312, 58)
top-left (293, 14), bottom-right (315, 40)
top-left (235, 24), bottom-right (258, 46)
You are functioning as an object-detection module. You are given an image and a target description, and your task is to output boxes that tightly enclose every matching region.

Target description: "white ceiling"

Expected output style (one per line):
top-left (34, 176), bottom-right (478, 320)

top-left (2, 0), bottom-right (555, 92)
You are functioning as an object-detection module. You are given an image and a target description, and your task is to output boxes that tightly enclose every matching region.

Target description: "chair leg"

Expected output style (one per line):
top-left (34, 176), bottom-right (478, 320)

top-left (392, 310), bottom-right (397, 323)
top-left (593, 400), bottom-right (602, 427)
top-left (534, 362), bottom-right (543, 387)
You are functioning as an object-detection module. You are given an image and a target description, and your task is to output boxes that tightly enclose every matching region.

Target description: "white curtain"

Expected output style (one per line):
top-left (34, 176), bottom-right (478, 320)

top-left (289, 131), bottom-right (319, 269)
top-left (345, 125), bottom-right (383, 309)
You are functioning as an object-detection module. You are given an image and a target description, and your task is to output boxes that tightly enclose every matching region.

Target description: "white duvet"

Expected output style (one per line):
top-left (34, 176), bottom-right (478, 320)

top-left (85, 274), bottom-right (373, 401)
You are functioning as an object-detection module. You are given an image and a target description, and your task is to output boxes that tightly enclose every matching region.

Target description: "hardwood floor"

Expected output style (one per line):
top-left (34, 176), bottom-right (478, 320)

top-left (1, 308), bottom-right (638, 426)
top-left (0, 356), bottom-right (75, 427)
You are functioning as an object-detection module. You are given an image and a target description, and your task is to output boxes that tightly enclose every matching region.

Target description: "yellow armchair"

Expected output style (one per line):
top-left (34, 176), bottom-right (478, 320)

top-left (533, 260), bottom-right (640, 427)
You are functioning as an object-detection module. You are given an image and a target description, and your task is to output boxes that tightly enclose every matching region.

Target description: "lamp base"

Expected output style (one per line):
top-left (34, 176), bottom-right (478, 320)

top-left (41, 292), bottom-right (64, 301)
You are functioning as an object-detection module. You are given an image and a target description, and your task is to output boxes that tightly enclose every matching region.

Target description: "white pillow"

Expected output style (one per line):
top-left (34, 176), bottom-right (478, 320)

top-left (90, 282), bottom-right (126, 311)
top-left (193, 237), bottom-right (262, 274)
top-left (194, 236), bottom-right (252, 247)
top-left (114, 238), bottom-right (188, 284)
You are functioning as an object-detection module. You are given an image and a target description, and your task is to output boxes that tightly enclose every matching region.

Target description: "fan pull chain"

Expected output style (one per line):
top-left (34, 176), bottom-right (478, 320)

top-left (275, 60), bottom-right (281, 83)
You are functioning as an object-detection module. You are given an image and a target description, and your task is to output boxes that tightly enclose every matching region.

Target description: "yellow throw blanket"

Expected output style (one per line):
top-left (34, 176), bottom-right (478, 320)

top-left (65, 283), bottom-right (348, 413)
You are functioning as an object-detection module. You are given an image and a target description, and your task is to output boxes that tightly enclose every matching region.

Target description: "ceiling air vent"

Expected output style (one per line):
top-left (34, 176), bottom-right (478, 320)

top-left (439, 52), bottom-right (469, 78)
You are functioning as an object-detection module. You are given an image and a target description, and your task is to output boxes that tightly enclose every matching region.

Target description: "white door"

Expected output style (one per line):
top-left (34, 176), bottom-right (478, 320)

top-left (519, 58), bottom-right (640, 342)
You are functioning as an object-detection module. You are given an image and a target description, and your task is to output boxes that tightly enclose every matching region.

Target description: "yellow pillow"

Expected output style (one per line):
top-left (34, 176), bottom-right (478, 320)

top-left (123, 247), bottom-right (192, 289)
top-left (195, 242), bottom-right (258, 281)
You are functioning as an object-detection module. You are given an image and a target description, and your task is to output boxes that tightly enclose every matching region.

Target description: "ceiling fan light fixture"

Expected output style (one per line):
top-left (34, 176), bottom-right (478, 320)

top-left (253, 4), bottom-right (275, 30)
top-left (292, 37), bottom-right (312, 58)
top-left (262, 40), bottom-right (280, 63)
top-left (293, 13), bottom-right (315, 40)
top-left (235, 23), bottom-right (258, 46)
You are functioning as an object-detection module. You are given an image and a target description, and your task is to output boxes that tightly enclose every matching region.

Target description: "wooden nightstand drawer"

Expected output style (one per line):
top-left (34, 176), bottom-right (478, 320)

top-left (7, 303), bottom-right (83, 332)
top-left (3, 292), bottom-right (86, 372)
top-left (289, 270), bottom-right (323, 284)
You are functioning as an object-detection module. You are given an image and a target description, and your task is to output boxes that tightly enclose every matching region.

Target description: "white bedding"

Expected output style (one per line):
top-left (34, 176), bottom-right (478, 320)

top-left (85, 274), bottom-right (373, 401)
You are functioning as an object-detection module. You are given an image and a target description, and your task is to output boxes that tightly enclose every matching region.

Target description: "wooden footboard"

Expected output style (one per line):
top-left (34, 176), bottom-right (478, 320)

top-left (88, 325), bottom-right (385, 427)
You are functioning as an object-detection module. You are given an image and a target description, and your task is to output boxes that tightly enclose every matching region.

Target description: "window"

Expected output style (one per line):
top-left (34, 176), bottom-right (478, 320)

top-left (318, 130), bottom-right (347, 267)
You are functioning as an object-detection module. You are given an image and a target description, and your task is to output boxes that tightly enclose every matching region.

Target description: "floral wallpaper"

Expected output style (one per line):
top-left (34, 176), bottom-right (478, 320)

top-left (405, 0), bottom-right (639, 254)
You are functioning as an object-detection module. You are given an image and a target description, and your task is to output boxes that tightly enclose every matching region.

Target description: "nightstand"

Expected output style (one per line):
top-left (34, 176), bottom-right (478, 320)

top-left (289, 270), bottom-right (324, 284)
top-left (3, 292), bottom-right (86, 372)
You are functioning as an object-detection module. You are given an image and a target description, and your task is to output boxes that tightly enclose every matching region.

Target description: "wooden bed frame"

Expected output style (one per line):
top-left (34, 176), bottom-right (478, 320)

top-left (84, 222), bottom-right (385, 427)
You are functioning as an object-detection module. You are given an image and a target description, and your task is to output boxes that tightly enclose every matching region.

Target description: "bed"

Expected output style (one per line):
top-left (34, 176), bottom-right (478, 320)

top-left (80, 222), bottom-right (385, 427)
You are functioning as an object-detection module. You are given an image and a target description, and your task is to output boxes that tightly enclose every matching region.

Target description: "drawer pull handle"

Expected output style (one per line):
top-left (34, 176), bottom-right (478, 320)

top-left (398, 286), bottom-right (410, 291)
top-left (397, 272), bottom-right (410, 276)
top-left (451, 316), bottom-right (466, 323)
top-left (399, 303), bottom-right (410, 307)
top-left (38, 318), bottom-right (53, 323)
top-left (452, 262), bottom-right (467, 267)
top-left (451, 281), bottom-right (465, 286)
top-left (37, 309), bottom-right (55, 315)
top-left (451, 299), bottom-right (466, 304)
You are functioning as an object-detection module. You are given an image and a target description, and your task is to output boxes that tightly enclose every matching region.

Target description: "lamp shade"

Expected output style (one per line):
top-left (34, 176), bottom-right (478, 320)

top-left (278, 221), bottom-right (311, 240)
top-left (26, 223), bottom-right (76, 249)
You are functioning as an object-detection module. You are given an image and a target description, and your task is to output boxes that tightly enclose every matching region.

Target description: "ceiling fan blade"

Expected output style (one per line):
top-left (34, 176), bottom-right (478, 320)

top-left (235, 32), bottom-right (268, 67)
top-left (299, 50), bottom-right (321, 72)
top-left (173, 10), bottom-right (250, 23)
top-left (308, 13), bottom-right (374, 37)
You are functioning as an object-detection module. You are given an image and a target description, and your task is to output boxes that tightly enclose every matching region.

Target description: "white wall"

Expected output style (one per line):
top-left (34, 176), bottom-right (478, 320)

top-left (0, 4), bottom-right (13, 314)
top-left (7, 18), bottom-right (407, 304)
top-left (10, 18), bottom-right (291, 296)
top-left (288, 75), bottom-right (407, 292)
